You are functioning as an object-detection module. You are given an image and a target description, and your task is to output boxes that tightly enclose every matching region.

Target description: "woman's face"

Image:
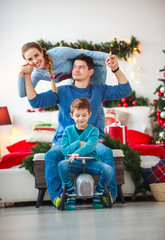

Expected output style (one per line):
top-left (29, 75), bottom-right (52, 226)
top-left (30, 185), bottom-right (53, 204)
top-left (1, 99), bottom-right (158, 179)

top-left (24, 48), bottom-right (46, 69)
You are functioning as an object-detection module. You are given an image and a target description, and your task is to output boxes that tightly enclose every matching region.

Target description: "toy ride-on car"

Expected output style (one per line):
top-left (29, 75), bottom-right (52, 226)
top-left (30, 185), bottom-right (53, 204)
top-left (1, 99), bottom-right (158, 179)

top-left (60, 156), bottom-right (113, 211)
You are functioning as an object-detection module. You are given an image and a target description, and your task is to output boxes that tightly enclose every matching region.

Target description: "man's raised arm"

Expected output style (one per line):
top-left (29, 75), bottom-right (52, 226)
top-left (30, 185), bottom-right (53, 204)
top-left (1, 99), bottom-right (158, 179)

top-left (105, 55), bottom-right (128, 84)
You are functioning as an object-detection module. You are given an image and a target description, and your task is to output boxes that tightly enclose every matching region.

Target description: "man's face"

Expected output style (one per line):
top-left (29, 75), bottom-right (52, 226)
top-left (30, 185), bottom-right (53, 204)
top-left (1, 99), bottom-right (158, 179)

top-left (72, 60), bottom-right (93, 82)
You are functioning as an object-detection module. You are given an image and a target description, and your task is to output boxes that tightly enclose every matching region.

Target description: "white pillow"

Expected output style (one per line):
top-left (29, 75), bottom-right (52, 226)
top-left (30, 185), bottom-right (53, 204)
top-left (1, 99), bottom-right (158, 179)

top-left (26, 122), bottom-right (57, 143)
top-left (111, 106), bottom-right (153, 136)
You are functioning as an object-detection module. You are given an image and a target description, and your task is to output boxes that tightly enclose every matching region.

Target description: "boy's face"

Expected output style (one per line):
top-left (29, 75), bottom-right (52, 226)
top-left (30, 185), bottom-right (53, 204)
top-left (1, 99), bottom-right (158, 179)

top-left (72, 60), bottom-right (94, 82)
top-left (70, 108), bottom-right (92, 129)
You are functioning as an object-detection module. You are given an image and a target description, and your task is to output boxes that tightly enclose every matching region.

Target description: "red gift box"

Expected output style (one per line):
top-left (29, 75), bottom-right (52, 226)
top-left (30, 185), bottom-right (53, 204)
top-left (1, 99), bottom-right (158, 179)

top-left (105, 122), bottom-right (127, 144)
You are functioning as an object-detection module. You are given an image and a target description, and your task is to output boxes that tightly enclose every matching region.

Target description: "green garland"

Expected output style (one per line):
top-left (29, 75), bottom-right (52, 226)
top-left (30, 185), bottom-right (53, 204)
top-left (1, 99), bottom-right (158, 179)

top-left (37, 35), bottom-right (140, 61)
top-left (20, 137), bottom-right (148, 200)
top-left (103, 90), bottom-right (150, 108)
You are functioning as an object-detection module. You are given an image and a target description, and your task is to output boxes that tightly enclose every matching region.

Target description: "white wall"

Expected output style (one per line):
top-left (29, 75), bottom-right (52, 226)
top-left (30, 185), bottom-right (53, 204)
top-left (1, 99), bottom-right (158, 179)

top-left (0, 0), bottom-right (165, 154)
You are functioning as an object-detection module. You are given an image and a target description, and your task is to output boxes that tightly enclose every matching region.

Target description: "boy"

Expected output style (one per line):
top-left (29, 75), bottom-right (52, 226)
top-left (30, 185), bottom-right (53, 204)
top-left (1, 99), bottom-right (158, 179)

top-left (58, 97), bottom-right (114, 210)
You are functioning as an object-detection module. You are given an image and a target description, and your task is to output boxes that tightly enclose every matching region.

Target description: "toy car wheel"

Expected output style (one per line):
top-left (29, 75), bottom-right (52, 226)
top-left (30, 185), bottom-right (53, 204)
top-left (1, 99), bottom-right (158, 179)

top-left (61, 184), bottom-right (67, 211)
top-left (104, 183), bottom-right (112, 209)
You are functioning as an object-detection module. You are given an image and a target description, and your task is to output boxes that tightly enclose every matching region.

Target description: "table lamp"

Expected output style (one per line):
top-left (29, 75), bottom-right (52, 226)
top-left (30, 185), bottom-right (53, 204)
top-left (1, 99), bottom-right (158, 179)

top-left (0, 107), bottom-right (12, 158)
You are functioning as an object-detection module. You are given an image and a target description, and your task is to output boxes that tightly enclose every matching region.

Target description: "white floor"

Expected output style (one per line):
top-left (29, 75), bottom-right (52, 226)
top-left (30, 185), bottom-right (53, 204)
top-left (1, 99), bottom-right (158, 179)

top-left (0, 201), bottom-right (165, 240)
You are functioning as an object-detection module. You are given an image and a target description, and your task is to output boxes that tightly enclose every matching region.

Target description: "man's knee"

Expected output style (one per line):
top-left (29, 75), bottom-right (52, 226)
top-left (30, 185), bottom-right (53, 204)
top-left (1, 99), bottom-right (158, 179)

top-left (100, 146), bottom-right (113, 160)
top-left (45, 148), bottom-right (64, 164)
top-left (103, 146), bottom-right (113, 157)
top-left (96, 142), bottom-right (113, 158)
top-left (106, 164), bottom-right (114, 178)
top-left (99, 145), bottom-right (115, 167)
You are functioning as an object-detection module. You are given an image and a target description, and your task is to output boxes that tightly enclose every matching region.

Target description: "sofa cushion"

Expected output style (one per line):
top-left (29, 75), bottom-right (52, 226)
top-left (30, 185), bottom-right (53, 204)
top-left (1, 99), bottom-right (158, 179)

top-left (127, 130), bottom-right (153, 145)
top-left (110, 106), bottom-right (153, 136)
top-left (26, 123), bottom-right (57, 143)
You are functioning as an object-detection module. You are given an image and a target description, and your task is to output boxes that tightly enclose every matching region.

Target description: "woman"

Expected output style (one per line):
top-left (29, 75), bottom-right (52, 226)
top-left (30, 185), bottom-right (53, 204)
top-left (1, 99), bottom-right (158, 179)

top-left (18, 42), bottom-right (110, 98)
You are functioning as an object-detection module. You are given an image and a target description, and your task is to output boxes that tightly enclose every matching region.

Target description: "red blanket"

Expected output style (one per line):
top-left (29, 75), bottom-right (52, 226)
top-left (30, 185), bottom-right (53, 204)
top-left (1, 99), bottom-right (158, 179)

top-left (0, 151), bottom-right (31, 169)
top-left (129, 144), bottom-right (165, 159)
top-left (0, 140), bottom-right (36, 169)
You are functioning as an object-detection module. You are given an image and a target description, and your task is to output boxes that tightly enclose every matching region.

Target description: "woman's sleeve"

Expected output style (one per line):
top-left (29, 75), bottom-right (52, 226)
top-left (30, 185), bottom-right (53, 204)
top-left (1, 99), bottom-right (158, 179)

top-left (51, 46), bottom-right (109, 62)
top-left (17, 76), bottom-right (26, 98)
top-left (17, 70), bottom-right (45, 98)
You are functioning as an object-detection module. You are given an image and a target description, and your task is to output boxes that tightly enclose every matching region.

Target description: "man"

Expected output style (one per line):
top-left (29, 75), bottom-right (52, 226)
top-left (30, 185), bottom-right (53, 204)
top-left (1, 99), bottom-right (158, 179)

top-left (23, 54), bottom-right (132, 208)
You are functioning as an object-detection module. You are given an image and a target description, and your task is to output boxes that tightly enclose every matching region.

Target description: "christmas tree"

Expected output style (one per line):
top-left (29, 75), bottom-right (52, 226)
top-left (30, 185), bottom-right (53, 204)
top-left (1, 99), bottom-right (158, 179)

top-left (150, 50), bottom-right (165, 145)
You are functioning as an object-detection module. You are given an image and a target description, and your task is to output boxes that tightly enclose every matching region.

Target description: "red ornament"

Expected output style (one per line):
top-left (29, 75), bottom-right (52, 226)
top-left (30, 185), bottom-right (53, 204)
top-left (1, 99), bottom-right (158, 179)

top-left (158, 91), bottom-right (163, 97)
top-left (163, 122), bottom-right (165, 129)
top-left (132, 100), bottom-right (137, 106)
top-left (158, 119), bottom-right (164, 126)
top-left (158, 120), bottom-right (161, 125)
top-left (123, 103), bottom-right (128, 108)
top-left (27, 109), bottom-right (31, 112)
top-left (153, 100), bottom-right (157, 105)
top-left (121, 98), bottom-right (127, 103)
top-left (164, 72), bottom-right (165, 78)
top-left (38, 108), bottom-right (42, 112)
top-left (118, 103), bottom-right (122, 107)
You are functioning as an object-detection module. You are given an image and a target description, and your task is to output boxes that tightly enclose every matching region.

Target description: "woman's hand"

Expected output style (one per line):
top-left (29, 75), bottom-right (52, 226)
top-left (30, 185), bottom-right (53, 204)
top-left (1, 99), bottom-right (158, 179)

top-left (105, 55), bottom-right (119, 71)
top-left (68, 153), bottom-right (79, 163)
top-left (19, 63), bottom-right (34, 77)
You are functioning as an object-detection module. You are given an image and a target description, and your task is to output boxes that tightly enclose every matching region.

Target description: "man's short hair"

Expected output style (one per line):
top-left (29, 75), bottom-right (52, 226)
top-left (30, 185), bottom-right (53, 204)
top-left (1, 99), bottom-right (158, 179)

top-left (70, 97), bottom-right (91, 114)
top-left (73, 54), bottom-right (94, 70)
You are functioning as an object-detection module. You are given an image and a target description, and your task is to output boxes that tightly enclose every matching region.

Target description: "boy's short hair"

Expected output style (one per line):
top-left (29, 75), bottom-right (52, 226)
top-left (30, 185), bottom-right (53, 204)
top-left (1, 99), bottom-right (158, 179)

top-left (73, 54), bottom-right (94, 70)
top-left (71, 97), bottom-right (91, 114)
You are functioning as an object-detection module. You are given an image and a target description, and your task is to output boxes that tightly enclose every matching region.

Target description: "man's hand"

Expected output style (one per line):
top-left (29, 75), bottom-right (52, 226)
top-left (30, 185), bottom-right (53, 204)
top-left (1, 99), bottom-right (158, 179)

top-left (68, 153), bottom-right (79, 163)
top-left (105, 55), bottom-right (119, 71)
top-left (105, 55), bottom-right (128, 84)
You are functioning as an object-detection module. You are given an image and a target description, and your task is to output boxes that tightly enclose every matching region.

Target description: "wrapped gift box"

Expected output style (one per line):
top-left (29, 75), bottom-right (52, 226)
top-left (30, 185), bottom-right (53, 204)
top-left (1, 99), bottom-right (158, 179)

top-left (105, 122), bottom-right (127, 144)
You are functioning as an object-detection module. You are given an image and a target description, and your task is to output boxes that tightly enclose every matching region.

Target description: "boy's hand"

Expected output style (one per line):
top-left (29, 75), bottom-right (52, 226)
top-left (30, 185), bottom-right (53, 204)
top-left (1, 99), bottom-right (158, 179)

top-left (80, 141), bottom-right (86, 147)
top-left (68, 153), bottom-right (79, 163)
top-left (105, 55), bottom-right (119, 71)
